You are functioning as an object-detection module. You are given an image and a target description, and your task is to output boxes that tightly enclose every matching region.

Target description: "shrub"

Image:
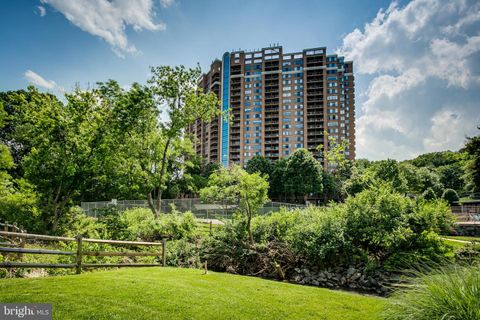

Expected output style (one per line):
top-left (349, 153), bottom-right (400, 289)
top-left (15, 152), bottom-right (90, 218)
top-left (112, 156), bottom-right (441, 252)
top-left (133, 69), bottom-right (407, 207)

top-left (166, 238), bottom-right (202, 268)
top-left (119, 208), bottom-right (197, 241)
top-left (343, 182), bottom-right (411, 256)
top-left (289, 206), bottom-right (350, 266)
top-left (0, 179), bottom-right (42, 232)
top-left (384, 264), bottom-right (480, 320)
top-left (62, 206), bottom-right (103, 238)
top-left (252, 209), bottom-right (297, 243)
top-left (442, 188), bottom-right (459, 204)
top-left (203, 183), bottom-right (456, 278)
top-left (410, 199), bottom-right (455, 234)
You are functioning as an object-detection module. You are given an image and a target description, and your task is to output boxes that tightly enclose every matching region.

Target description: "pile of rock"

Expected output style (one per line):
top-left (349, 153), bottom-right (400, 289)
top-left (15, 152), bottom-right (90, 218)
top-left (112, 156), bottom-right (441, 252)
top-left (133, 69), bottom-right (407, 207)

top-left (290, 266), bottom-right (395, 296)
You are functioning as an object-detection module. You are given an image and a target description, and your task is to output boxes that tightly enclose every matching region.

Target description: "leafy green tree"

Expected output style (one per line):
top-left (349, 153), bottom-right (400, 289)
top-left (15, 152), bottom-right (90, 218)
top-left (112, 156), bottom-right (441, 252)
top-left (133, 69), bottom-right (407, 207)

top-left (463, 127), bottom-right (480, 193)
top-left (200, 165), bottom-right (269, 245)
top-left (436, 163), bottom-right (465, 192)
top-left (316, 135), bottom-right (353, 202)
top-left (17, 86), bottom-right (115, 231)
top-left (270, 158), bottom-right (287, 200)
top-left (145, 65), bottom-right (220, 216)
top-left (284, 149), bottom-right (323, 202)
top-left (369, 159), bottom-right (408, 193)
top-left (245, 155), bottom-right (273, 177)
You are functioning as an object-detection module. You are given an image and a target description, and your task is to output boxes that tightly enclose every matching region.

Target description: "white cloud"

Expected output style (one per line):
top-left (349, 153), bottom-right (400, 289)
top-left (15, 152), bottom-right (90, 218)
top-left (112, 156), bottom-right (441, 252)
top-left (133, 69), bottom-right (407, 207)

top-left (160, 0), bottom-right (175, 8)
top-left (37, 5), bottom-right (46, 17)
top-left (41, 0), bottom-right (167, 57)
top-left (24, 70), bottom-right (57, 90)
top-left (338, 0), bottom-right (480, 160)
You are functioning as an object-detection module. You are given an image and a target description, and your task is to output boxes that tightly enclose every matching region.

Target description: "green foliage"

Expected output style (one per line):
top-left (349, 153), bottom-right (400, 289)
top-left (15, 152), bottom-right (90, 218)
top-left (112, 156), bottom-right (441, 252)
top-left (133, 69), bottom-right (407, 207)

top-left (442, 188), bottom-right (459, 204)
top-left (61, 206), bottom-right (103, 238)
top-left (0, 143), bottom-right (41, 232)
top-left (463, 127), bottom-right (480, 193)
top-left (422, 187), bottom-right (437, 200)
top-left (384, 264), bottom-right (480, 320)
top-left (0, 178), bottom-right (41, 232)
top-left (143, 65), bottom-right (221, 216)
top-left (201, 165), bottom-right (269, 244)
top-left (289, 206), bottom-right (350, 266)
top-left (116, 208), bottom-right (197, 241)
top-left (410, 199), bottom-right (455, 234)
top-left (245, 155), bottom-right (273, 177)
top-left (283, 149), bottom-right (323, 199)
top-left (205, 183), bottom-right (455, 273)
top-left (369, 159), bottom-right (408, 193)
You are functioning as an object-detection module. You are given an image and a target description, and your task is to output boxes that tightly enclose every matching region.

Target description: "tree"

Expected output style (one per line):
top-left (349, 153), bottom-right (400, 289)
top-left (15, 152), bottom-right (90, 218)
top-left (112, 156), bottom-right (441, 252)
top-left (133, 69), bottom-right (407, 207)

top-left (145, 65), bottom-right (220, 217)
top-left (270, 157), bottom-right (287, 200)
top-left (17, 86), bottom-right (115, 231)
top-left (463, 127), bottom-right (480, 194)
top-left (369, 159), bottom-right (408, 193)
top-left (283, 149), bottom-right (323, 202)
top-left (200, 165), bottom-right (269, 245)
top-left (317, 135), bottom-right (352, 202)
top-left (245, 155), bottom-right (273, 177)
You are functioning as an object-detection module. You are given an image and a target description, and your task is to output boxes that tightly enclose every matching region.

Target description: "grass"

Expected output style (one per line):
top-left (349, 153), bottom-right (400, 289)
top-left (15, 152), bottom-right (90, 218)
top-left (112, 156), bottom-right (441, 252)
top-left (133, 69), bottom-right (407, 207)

top-left (444, 235), bottom-right (480, 242)
top-left (0, 267), bottom-right (385, 320)
top-left (384, 264), bottom-right (480, 320)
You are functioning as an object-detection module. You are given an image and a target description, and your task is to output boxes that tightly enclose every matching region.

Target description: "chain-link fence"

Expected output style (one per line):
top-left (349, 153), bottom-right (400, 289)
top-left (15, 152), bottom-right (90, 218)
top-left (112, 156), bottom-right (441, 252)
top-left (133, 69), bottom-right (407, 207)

top-left (80, 198), bottom-right (306, 219)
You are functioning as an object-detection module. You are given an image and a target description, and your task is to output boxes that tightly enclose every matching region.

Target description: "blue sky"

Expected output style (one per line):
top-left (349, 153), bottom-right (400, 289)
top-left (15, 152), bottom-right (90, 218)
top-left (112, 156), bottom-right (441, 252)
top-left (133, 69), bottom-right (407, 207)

top-left (1, 0), bottom-right (479, 160)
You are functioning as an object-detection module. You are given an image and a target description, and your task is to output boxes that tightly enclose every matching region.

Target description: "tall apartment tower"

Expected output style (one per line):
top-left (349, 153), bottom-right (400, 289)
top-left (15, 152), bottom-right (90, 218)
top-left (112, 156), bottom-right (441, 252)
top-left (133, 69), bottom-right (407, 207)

top-left (188, 45), bottom-right (355, 167)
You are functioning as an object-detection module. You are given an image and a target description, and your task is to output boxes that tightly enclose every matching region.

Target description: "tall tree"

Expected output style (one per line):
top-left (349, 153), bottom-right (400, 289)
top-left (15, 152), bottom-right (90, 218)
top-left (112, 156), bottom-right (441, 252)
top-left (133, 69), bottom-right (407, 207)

top-left (283, 149), bottom-right (323, 202)
top-left (18, 86), bottom-right (114, 231)
top-left (463, 127), bottom-right (480, 194)
top-left (146, 65), bottom-right (220, 217)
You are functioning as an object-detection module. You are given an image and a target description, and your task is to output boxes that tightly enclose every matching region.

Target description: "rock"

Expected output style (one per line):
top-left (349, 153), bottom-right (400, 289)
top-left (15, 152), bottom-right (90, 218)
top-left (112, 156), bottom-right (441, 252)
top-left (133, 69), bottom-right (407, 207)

top-left (351, 272), bottom-right (361, 281)
top-left (347, 267), bottom-right (356, 277)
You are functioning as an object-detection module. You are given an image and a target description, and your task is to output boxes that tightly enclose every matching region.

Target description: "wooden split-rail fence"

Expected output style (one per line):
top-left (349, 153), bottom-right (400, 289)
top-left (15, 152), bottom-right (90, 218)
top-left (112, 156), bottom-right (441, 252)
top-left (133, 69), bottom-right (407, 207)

top-left (0, 222), bottom-right (168, 274)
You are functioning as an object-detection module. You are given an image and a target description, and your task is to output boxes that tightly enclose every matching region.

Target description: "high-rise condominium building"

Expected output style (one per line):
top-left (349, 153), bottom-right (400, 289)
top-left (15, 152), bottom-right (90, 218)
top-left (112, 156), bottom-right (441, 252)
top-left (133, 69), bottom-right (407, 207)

top-left (188, 45), bottom-right (355, 167)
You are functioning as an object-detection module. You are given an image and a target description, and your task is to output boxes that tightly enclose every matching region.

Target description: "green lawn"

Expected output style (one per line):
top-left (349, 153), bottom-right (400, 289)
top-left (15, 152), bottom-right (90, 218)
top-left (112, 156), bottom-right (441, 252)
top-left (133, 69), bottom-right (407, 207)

top-left (0, 267), bottom-right (385, 320)
top-left (444, 235), bottom-right (480, 242)
top-left (444, 239), bottom-right (466, 250)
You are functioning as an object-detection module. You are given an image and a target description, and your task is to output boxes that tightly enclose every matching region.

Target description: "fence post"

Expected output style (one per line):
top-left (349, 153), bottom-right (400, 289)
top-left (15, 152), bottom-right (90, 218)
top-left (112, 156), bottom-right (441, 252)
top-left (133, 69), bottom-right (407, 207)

top-left (162, 239), bottom-right (166, 267)
top-left (18, 225), bottom-right (25, 260)
top-left (75, 234), bottom-right (83, 274)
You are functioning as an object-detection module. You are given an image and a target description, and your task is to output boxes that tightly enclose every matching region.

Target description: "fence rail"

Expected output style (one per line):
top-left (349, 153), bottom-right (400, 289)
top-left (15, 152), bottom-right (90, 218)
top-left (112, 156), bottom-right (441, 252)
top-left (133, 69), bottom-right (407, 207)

top-left (0, 230), bottom-right (168, 273)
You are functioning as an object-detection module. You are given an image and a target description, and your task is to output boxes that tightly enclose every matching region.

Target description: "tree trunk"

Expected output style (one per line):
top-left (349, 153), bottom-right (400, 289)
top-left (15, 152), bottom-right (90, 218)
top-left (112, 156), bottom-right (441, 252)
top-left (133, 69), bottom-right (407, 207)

top-left (154, 137), bottom-right (171, 218)
top-left (51, 183), bottom-right (63, 232)
top-left (147, 191), bottom-right (159, 217)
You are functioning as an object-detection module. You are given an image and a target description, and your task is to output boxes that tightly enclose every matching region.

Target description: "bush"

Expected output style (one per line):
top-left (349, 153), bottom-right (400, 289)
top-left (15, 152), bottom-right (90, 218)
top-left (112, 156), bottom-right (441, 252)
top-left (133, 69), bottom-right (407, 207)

top-left (442, 188), bottom-right (459, 204)
top-left (0, 179), bottom-right (42, 232)
top-left (204, 183), bottom-right (456, 276)
top-left (289, 206), bottom-right (350, 266)
top-left (384, 264), bottom-right (480, 320)
top-left (410, 199), bottom-right (455, 235)
top-left (62, 206), bottom-right (103, 238)
top-left (118, 208), bottom-right (197, 241)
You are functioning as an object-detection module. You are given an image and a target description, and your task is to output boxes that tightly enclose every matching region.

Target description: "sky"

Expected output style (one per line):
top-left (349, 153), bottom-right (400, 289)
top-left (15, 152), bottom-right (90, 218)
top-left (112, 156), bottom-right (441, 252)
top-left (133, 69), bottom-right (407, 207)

top-left (0, 0), bottom-right (479, 160)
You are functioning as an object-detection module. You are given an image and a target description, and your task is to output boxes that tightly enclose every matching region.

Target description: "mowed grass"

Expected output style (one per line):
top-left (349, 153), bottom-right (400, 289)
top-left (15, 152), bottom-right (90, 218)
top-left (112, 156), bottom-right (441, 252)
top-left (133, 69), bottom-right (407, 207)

top-left (444, 235), bottom-right (480, 242)
top-left (0, 267), bottom-right (385, 320)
